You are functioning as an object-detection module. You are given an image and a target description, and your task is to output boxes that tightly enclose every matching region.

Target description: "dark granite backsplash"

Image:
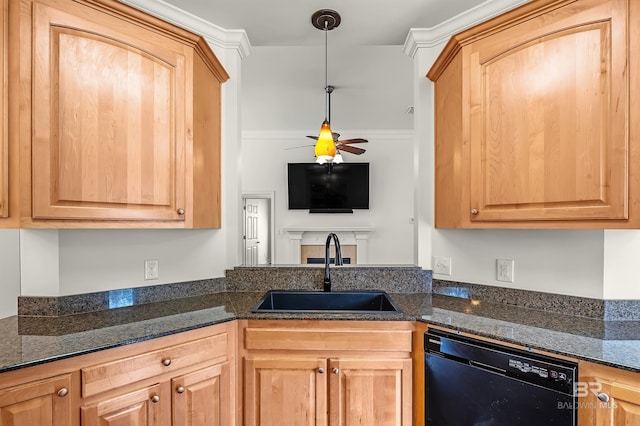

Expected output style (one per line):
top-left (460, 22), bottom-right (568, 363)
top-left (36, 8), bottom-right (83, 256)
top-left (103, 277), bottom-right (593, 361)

top-left (17, 266), bottom-right (431, 317)
top-left (432, 279), bottom-right (640, 321)
top-left (16, 268), bottom-right (639, 321)
top-left (225, 265), bottom-right (432, 293)
top-left (18, 278), bottom-right (226, 317)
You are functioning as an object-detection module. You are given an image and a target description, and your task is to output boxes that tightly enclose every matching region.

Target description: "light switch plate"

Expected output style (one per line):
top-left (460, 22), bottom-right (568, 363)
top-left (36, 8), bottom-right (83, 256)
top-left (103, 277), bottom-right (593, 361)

top-left (496, 259), bottom-right (514, 282)
top-left (144, 259), bottom-right (159, 280)
top-left (433, 256), bottom-right (452, 275)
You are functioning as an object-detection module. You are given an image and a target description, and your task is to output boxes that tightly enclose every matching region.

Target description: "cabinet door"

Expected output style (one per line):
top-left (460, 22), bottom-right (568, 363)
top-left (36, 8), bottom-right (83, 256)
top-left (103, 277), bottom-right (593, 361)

top-left (0, 374), bottom-right (72, 426)
top-left (329, 358), bottom-right (411, 426)
top-left (244, 356), bottom-right (328, 426)
top-left (31, 0), bottom-right (187, 222)
top-left (172, 362), bottom-right (231, 426)
top-left (580, 377), bottom-right (640, 425)
top-left (467, 0), bottom-right (628, 222)
top-left (81, 383), bottom-right (169, 426)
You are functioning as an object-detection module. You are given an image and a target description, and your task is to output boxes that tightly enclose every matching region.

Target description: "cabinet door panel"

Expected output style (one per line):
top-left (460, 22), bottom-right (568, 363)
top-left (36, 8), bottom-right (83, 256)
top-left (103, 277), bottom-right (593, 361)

top-left (329, 358), bottom-right (411, 426)
top-left (31, 1), bottom-right (186, 221)
top-left (0, 374), bottom-right (72, 426)
top-left (244, 357), bottom-right (328, 426)
top-left (81, 383), bottom-right (168, 426)
top-left (172, 362), bottom-right (231, 426)
top-left (468, 0), bottom-right (628, 222)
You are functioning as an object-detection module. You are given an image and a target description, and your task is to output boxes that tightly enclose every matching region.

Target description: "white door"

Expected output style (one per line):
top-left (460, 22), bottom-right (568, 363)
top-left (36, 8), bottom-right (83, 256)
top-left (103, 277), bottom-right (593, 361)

top-left (244, 198), bottom-right (271, 265)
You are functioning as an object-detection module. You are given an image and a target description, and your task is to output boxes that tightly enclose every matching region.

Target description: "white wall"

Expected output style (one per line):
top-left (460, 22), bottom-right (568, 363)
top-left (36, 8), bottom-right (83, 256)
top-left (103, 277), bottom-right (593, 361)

top-left (240, 46), bottom-right (415, 264)
top-left (432, 229), bottom-right (605, 298)
top-left (603, 230), bottom-right (640, 299)
top-left (0, 230), bottom-right (20, 317)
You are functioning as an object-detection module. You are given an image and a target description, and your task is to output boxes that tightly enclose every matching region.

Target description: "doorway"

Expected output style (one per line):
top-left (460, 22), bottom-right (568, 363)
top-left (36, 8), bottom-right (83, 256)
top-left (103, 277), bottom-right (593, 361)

top-left (241, 193), bottom-right (275, 265)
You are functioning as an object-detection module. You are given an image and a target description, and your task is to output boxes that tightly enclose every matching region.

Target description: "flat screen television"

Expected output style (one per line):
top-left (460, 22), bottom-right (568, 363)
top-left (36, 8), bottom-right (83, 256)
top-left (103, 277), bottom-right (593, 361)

top-left (287, 163), bottom-right (370, 213)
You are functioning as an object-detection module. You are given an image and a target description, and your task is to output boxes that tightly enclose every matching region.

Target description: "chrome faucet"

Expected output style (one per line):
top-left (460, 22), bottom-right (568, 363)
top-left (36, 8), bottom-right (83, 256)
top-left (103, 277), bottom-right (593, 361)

top-left (324, 233), bottom-right (343, 292)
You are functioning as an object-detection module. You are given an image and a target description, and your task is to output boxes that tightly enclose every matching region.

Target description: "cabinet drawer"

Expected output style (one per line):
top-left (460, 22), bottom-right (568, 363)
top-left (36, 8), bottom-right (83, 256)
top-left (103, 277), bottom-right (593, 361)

top-left (245, 327), bottom-right (412, 352)
top-left (81, 333), bottom-right (227, 397)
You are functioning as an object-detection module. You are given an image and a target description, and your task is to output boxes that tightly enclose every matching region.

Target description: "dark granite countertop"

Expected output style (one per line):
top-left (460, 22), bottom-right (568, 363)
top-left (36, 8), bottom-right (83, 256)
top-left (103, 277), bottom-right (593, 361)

top-left (2, 290), bottom-right (640, 374)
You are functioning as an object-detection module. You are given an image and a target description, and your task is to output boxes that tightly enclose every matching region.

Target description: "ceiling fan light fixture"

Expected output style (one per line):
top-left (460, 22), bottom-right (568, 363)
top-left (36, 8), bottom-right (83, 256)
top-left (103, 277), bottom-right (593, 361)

top-left (315, 122), bottom-right (335, 165)
top-left (333, 151), bottom-right (344, 164)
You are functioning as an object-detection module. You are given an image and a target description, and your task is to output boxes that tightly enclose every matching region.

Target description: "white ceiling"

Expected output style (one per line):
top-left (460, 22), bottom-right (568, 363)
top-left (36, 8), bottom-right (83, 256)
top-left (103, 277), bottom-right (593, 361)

top-left (162, 0), bottom-right (485, 46)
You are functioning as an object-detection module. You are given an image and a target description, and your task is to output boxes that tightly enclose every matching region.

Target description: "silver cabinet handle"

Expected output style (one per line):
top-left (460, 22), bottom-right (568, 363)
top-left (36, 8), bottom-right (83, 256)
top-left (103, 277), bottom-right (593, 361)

top-left (597, 393), bottom-right (610, 403)
top-left (318, 368), bottom-right (325, 374)
top-left (57, 388), bottom-right (69, 398)
top-left (162, 358), bottom-right (172, 366)
top-left (333, 368), bottom-right (340, 374)
top-left (471, 208), bottom-right (479, 215)
top-left (176, 386), bottom-right (185, 394)
top-left (151, 395), bottom-right (160, 403)
top-left (177, 208), bottom-right (185, 215)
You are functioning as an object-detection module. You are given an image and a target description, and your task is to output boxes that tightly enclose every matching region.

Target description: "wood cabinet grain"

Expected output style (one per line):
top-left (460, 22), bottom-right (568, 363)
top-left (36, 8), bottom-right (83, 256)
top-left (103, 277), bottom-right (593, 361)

top-left (429, 0), bottom-right (639, 228)
top-left (240, 320), bottom-right (414, 426)
top-left (8, 0), bottom-right (228, 228)
top-left (579, 361), bottom-right (640, 425)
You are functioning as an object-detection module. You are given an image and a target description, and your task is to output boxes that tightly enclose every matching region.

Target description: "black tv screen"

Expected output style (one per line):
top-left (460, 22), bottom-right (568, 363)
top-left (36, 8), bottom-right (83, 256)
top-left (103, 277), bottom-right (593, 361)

top-left (288, 163), bottom-right (370, 212)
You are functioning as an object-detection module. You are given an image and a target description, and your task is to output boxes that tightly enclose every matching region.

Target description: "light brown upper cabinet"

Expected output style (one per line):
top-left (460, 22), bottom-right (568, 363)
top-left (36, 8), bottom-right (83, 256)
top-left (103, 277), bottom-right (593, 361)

top-left (428, 0), bottom-right (639, 228)
top-left (10, 0), bottom-right (228, 228)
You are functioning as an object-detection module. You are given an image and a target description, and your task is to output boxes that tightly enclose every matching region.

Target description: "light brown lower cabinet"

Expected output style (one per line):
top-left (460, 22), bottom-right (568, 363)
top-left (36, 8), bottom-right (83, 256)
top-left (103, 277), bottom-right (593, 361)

top-left (81, 383), bottom-right (170, 426)
top-left (579, 361), bottom-right (640, 425)
top-left (0, 322), bottom-right (235, 426)
top-left (81, 362), bottom-right (231, 426)
top-left (0, 374), bottom-right (73, 426)
top-left (240, 320), bottom-right (414, 426)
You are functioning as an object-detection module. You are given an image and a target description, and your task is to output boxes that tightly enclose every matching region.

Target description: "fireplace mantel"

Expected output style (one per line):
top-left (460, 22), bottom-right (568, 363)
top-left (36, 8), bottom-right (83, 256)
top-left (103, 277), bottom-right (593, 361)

top-left (283, 225), bottom-right (374, 264)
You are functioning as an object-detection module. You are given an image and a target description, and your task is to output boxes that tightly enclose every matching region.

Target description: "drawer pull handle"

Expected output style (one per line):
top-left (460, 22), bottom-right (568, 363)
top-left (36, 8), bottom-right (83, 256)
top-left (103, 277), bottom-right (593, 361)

top-left (597, 393), bottom-right (610, 403)
top-left (470, 208), bottom-right (479, 215)
top-left (333, 368), bottom-right (340, 374)
top-left (57, 388), bottom-right (69, 398)
top-left (177, 208), bottom-right (185, 215)
top-left (318, 368), bottom-right (325, 374)
top-left (162, 359), bottom-right (172, 366)
top-left (151, 395), bottom-right (160, 403)
top-left (176, 386), bottom-right (185, 394)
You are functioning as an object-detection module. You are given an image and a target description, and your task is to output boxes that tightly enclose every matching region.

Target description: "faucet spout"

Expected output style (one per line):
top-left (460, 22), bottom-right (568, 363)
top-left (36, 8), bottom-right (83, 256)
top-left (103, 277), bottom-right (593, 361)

top-left (324, 233), bottom-right (343, 292)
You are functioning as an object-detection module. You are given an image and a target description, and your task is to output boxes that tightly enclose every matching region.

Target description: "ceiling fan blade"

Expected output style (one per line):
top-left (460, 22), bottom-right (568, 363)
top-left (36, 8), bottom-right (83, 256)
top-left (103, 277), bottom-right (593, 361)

top-left (337, 138), bottom-right (368, 145)
top-left (284, 144), bottom-right (315, 150)
top-left (338, 145), bottom-right (366, 155)
top-left (306, 135), bottom-right (319, 140)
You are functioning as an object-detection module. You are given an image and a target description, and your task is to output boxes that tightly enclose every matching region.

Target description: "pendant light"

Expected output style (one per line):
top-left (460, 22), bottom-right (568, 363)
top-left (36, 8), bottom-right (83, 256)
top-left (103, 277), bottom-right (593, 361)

top-left (312, 9), bottom-right (341, 164)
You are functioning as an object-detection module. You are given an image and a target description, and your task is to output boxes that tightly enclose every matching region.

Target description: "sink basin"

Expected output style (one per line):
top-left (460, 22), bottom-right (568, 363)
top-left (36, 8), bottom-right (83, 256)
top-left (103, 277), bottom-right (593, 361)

top-left (251, 290), bottom-right (402, 314)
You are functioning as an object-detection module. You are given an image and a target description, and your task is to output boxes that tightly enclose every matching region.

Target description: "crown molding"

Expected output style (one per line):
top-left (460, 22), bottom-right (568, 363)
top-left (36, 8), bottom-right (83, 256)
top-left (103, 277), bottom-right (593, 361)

top-left (402, 0), bottom-right (529, 57)
top-left (119, 0), bottom-right (252, 59)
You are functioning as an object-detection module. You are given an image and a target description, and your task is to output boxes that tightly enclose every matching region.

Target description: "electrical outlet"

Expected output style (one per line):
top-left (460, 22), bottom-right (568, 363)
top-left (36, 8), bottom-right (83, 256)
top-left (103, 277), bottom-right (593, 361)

top-left (144, 259), bottom-right (159, 280)
top-left (496, 259), bottom-right (514, 283)
top-left (433, 256), bottom-right (452, 275)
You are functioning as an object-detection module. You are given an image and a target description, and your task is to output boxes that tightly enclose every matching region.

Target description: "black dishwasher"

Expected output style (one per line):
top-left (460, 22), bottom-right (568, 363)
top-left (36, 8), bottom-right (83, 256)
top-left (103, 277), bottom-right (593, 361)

top-left (425, 329), bottom-right (577, 426)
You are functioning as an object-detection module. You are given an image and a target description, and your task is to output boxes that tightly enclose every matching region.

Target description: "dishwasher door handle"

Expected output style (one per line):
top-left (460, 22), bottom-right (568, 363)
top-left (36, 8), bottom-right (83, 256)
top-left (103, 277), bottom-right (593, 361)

top-left (469, 360), bottom-right (507, 374)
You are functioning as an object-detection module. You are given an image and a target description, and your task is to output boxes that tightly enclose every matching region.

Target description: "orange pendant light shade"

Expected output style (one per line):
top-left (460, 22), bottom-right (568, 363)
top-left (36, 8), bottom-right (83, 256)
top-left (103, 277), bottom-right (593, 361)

top-left (315, 120), bottom-right (336, 164)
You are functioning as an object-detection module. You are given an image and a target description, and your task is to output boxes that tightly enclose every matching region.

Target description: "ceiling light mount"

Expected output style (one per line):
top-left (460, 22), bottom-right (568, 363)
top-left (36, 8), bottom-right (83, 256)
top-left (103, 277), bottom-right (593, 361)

top-left (311, 9), bottom-right (341, 31)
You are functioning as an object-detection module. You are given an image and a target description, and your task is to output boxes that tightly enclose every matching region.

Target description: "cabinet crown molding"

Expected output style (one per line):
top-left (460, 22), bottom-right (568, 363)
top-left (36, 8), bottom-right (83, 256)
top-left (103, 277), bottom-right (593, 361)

top-left (402, 0), bottom-right (528, 58)
top-left (119, 0), bottom-right (252, 60)
top-left (427, 0), bottom-right (575, 80)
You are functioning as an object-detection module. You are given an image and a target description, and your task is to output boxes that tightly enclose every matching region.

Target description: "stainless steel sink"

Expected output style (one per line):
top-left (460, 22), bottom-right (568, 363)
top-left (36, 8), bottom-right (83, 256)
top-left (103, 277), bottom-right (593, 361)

top-left (251, 290), bottom-right (402, 314)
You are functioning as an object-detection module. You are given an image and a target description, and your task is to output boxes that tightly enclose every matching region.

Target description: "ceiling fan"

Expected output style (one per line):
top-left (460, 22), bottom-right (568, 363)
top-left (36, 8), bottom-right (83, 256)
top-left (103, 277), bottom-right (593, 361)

top-left (306, 85), bottom-right (368, 157)
top-left (306, 9), bottom-right (368, 164)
